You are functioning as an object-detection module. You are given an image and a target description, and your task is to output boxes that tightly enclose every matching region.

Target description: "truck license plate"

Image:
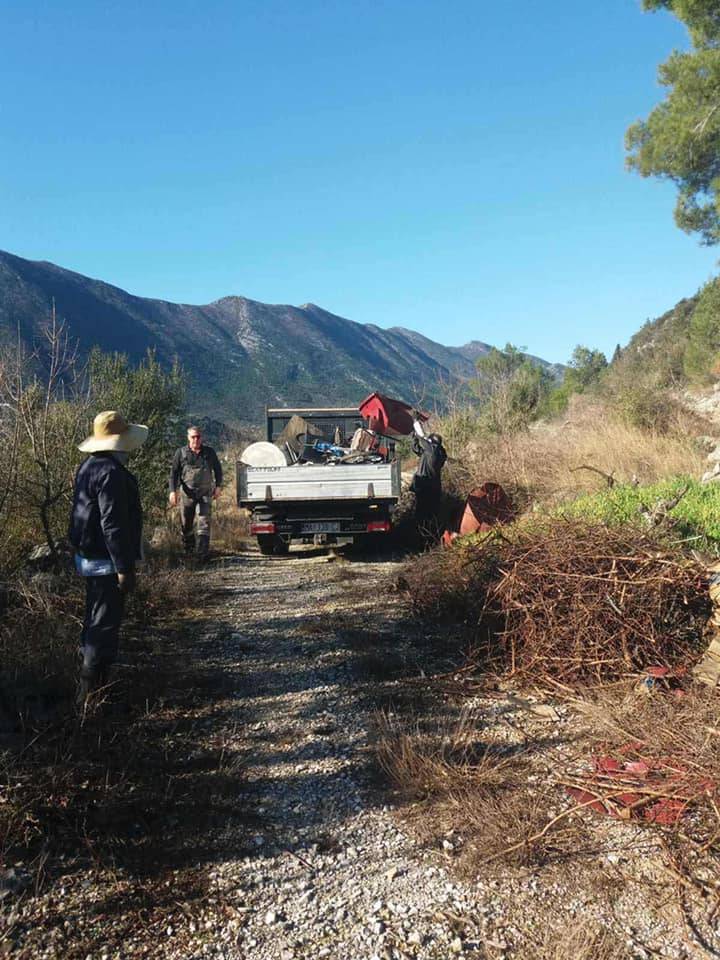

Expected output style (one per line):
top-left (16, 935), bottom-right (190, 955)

top-left (301, 522), bottom-right (341, 533)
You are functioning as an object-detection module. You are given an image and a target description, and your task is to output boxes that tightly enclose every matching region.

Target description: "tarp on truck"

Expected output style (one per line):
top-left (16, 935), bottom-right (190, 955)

top-left (358, 393), bottom-right (429, 438)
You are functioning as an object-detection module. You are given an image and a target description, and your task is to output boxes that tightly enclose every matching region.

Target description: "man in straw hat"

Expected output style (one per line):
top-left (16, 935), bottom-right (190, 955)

top-left (69, 411), bottom-right (148, 704)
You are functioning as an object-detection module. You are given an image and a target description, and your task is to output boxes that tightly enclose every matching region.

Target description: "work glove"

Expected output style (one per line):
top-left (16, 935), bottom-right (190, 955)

top-left (117, 571), bottom-right (136, 595)
top-left (168, 491), bottom-right (177, 508)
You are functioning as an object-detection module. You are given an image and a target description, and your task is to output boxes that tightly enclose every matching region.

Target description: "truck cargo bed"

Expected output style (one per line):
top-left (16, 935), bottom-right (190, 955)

top-left (237, 460), bottom-right (401, 504)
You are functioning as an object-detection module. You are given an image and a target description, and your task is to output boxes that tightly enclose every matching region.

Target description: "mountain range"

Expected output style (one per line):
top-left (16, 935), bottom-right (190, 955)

top-left (0, 249), bottom-right (562, 422)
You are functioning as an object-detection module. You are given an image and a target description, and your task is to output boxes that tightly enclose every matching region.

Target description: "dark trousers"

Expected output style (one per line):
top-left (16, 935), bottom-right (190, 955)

top-left (80, 575), bottom-right (125, 678)
top-left (179, 491), bottom-right (212, 553)
top-left (413, 477), bottom-right (442, 542)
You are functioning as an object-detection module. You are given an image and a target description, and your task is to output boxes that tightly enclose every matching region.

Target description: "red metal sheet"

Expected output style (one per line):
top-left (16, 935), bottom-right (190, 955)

top-left (358, 393), bottom-right (429, 438)
top-left (566, 748), bottom-right (716, 826)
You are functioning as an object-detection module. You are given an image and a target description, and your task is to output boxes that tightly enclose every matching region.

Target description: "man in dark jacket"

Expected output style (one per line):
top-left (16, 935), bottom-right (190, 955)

top-left (168, 426), bottom-right (223, 558)
top-left (69, 410), bottom-right (148, 703)
top-left (411, 419), bottom-right (447, 542)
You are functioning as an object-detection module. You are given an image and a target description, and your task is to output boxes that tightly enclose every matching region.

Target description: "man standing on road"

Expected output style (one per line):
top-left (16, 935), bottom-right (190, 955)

top-left (411, 416), bottom-right (447, 542)
top-left (169, 426), bottom-right (223, 558)
top-left (69, 410), bottom-right (148, 704)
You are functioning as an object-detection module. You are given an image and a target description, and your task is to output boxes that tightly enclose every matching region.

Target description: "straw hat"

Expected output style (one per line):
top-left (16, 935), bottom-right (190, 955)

top-left (79, 411), bottom-right (149, 453)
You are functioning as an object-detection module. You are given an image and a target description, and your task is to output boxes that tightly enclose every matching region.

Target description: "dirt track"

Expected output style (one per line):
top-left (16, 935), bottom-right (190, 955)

top-left (188, 550), bottom-right (497, 960)
top-left (9, 548), bottom-right (491, 960)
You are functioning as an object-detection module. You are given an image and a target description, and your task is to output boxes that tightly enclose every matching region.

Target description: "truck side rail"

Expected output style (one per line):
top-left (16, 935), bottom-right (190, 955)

top-left (237, 460), bottom-right (401, 504)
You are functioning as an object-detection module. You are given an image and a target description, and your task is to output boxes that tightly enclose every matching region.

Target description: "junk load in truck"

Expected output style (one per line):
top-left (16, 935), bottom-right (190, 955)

top-left (237, 403), bottom-right (408, 555)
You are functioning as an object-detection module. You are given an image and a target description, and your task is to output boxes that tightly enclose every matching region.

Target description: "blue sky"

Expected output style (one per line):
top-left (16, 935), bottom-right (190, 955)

top-left (2, 0), bottom-right (717, 363)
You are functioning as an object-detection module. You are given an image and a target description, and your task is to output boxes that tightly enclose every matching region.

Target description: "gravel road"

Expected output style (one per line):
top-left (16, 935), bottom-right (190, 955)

top-left (199, 550), bottom-right (495, 960)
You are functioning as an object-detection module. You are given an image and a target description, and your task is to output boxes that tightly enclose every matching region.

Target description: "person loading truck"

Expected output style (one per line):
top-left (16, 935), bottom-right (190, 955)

top-left (411, 415), bottom-right (447, 542)
top-left (169, 426), bottom-right (223, 558)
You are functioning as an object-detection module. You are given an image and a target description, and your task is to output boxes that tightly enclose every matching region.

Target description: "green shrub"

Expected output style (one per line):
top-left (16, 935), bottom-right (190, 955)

top-left (0, 335), bottom-right (187, 575)
top-left (559, 476), bottom-right (720, 554)
top-left (611, 376), bottom-right (681, 433)
top-left (473, 344), bottom-right (554, 434)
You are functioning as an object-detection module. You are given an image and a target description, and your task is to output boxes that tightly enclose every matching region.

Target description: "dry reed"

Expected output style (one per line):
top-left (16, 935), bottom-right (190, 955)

top-left (441, 396), bottom-right (707, 511)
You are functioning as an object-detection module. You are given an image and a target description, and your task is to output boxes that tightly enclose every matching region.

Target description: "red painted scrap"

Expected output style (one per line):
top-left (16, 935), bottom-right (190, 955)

top-left (565, 746), bottom-right (716, 826)
top-left (358, 393), bottom-right (429, 438)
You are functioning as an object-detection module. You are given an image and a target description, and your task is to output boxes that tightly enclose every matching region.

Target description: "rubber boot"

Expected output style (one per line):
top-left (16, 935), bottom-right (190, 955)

top-left (76, 665), bottom-right (111, 711)
top-left (76, 674), bottom-right (93, 709)
top-left (196, 534), bottom-right (210, 561)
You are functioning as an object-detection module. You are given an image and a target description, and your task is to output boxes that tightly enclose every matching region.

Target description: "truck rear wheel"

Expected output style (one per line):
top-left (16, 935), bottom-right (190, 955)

top-left (274, 534), bottom-right (290, 555)
top-left (257, 533), bottom-right (290, 556)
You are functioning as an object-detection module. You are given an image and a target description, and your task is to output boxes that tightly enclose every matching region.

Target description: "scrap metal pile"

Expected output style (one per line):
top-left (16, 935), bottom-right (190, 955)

top-left (405, 520), bottom-right (711, 685)
top-left (242, 393), bottom-right (429, 468)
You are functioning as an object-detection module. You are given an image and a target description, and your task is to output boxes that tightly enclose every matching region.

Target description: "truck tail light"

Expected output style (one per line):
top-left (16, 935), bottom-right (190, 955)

top-left (251, 522), bottom-right (277, 534)
top-left (366, 520), bottom-right (391, 533)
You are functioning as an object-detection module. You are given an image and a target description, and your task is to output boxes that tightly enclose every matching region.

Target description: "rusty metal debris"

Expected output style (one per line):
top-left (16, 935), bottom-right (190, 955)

top-left (564, 743), bottom-right (716, 826)
top-left (441, 482), bottom-right (513, 546)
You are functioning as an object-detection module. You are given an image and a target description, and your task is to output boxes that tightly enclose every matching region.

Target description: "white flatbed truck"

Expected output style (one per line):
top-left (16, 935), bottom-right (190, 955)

top-left (237, 406), bottom-right (402, 555)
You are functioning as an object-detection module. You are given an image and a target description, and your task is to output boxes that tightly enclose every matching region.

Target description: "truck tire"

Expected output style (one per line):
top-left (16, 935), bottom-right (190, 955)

top-left (257, 534), bottom-right (276, 556)
top-left (257, 533), bottom-right (291, 556)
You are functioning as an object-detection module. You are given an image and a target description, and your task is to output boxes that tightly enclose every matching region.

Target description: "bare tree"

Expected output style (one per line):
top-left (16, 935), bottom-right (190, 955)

top-left (0, 304), bottom-right (90, 565)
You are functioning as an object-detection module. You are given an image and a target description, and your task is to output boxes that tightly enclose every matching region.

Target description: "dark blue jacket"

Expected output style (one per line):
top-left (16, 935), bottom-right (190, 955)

top-left (69, 454), bottom-right (143, 574)
top-left (411, 435), bottom-right (447, 488)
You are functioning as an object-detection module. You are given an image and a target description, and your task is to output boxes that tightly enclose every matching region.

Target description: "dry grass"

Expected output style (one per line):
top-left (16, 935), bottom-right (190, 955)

top-left (0, 522), bottom-right (253, 959)
top-left (440, 396), bottom-right (707, 511)
top-left (0, 545), bottom-right (219, 872)
top-left (382, 396), bottom-right (720, 949)
top-left (147, 476), bottom-right (251, 558)
top-left (530, 925), bottom-right (628, 960)
top-left (212, 487), bottom-right (250, 553)
top-left (0, 550), bottom-right (208, 729)
top-left (561, 687), bottom-right (720, 925)
top-left (376, 706), bottom-right (513, 799)
top-left (576, 687), bottom-right (720, 829)
top-left (375, 708), bottom-right (583, 870)
top-left (0, 574), bottom-right (83, 729)
top-left (375, 688), bottom-right (720, 950)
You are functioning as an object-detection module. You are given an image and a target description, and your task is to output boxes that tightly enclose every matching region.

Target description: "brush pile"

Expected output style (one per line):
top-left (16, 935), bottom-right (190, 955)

top-left (404, 520), bottom-right (711, 684)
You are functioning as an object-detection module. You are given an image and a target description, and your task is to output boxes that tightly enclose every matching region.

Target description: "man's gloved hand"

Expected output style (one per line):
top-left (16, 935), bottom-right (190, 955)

top-left (117, 571), bottom-right (136, 595)
top-left (168, 491), bottom-right (177, 508)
